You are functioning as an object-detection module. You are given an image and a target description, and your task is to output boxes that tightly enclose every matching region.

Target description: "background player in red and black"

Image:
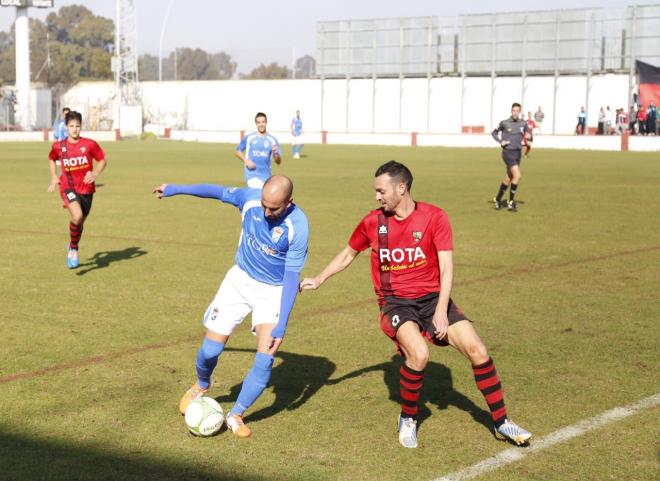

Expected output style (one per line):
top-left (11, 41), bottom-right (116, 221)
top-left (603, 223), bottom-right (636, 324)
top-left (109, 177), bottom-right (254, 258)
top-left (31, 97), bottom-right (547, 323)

top-left (47, 111), bottom-right (107, 269)
top-left (301, 160), bottom-right (532, 448)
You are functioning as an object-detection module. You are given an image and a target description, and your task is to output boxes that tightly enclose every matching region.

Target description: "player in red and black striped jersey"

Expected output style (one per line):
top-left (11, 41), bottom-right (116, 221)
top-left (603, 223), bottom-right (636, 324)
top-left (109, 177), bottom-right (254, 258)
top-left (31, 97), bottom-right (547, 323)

top-left (301, 160), bottom-right (532, 448)
top-left (47, 111), bottom-right (107, 269)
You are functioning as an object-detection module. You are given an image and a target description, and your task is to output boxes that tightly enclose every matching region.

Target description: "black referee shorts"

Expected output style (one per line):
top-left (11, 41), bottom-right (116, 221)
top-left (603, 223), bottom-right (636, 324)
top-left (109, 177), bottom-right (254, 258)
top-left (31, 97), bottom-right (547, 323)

top-left (502, 149), bottom-right (522, 168)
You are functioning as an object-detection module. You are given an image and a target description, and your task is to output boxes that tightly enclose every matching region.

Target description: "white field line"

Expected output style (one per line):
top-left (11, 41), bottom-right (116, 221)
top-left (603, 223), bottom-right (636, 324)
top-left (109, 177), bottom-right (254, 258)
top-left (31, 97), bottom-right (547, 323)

top-left (431, 393), bottom-right (660, 481)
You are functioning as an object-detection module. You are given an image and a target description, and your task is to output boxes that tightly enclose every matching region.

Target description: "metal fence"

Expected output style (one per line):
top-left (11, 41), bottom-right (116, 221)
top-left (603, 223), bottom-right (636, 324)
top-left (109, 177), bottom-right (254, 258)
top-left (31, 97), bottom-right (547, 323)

top-left (317, 16), bottom-right (437, 77)
top-left (317, 5), bottom-right (660, 78)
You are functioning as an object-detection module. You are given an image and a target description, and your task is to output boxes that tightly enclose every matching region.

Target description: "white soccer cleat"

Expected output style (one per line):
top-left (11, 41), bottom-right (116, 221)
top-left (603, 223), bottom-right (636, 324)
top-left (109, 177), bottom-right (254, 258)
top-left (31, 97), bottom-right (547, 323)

top-left (67, 245), bottom-right (79, 269)
top-left (495, 419), bottom-right (532, 445)
top-left (397, 416), bottom-right (418, 448)
top-left (226, 413), bottom-right (252, 438)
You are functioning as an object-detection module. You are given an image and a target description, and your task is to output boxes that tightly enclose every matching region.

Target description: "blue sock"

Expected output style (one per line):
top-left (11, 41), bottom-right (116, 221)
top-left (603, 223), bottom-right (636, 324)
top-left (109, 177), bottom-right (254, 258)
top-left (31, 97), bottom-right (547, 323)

top-left (195, 337), bottom-right (225, 389)
top-left (229, 352), bottom-right (274, 416)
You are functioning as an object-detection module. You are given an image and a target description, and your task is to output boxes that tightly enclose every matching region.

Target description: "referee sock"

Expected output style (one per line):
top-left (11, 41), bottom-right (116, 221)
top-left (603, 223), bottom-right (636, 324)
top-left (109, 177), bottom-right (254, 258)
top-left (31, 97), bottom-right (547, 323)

top-left (69, 222), bottom-right (83, 250)
top-left (400, 364), bottom-right (424, 420)
top-left (495, 183), bottom-right (508, 202)
top-left (472, 357), bottom-right (507, 428)
top-left (509, 184), bottom-right (518, 202)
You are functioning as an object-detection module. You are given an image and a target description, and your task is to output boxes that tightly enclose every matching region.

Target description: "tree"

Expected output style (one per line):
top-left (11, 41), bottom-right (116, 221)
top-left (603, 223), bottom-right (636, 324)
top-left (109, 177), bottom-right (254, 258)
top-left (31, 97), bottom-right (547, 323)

top-left (46, 5), bottom-right (113, 50)
top-left (139, 49), bottom-right (237, 81)
top-left (240, 62), bottom-right (290, 80)
top-left (138, 54), bottom-right (160, 81)
top-left (0, 31), bottom-right (14, 83)
top-left (295, 55), bottom-right (316, 79)
top-left (174, 48), bottom-right (217, 80)
top-left (0, 4), bottom-right (113, 88)
top-left (209, 52), bottom-right (236, 80)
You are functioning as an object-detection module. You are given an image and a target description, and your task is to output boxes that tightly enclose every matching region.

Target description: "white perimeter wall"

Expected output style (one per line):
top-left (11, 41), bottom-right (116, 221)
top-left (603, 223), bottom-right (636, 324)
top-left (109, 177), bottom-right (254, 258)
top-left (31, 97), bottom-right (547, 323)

top-left (63, 74), bottom-right (636, 136)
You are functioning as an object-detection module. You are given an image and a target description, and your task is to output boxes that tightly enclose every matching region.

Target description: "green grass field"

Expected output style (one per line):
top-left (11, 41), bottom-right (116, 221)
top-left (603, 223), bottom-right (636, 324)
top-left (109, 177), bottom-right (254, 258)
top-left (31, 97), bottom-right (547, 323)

top-left (1, 141), bottom-right (659, 481)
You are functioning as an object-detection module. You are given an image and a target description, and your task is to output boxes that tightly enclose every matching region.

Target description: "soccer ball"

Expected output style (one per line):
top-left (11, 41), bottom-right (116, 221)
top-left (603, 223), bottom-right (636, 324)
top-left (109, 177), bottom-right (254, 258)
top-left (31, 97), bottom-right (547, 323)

top-left (184, 396), bottom-right (224, 436)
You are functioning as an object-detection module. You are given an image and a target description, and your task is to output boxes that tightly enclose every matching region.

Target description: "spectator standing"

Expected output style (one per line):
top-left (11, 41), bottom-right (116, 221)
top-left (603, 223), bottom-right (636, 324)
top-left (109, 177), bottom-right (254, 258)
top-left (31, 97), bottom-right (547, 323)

top-left (533, 106), bottom-right (544, 134)
top-left (647, 103), bottom-right (657, 135)
top-left (576, 107), bottom-right (587, 135)
top-left (628, 105), bottom-right (638, 135)
top-left (638, 105), bottom-right (648, 135)
top-left (615, 109), bottom-right (627, 135)
top-left (605, 106), bottom-right (614, 135)
top-left (597, 107), bottom-right (606, 135)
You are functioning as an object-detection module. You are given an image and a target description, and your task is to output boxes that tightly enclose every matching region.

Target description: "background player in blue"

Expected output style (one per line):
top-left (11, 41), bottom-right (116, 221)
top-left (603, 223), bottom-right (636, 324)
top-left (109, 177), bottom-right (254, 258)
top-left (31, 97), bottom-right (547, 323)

top-left (53, 107), bottom-right (70, 141)
top-left (153, 175), bottom-right (308, 438)
top-left (235, 112), bottom-right (282, 189)
top-left (290, 110), bottom-right (303, 159)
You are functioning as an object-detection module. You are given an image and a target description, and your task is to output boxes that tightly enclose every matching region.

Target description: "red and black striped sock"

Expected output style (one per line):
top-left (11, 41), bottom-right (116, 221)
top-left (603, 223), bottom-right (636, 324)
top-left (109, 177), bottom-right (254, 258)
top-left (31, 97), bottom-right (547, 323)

top-left (473, 357), bottom-right (507, 428)
top-left (400, 364), bottom-right (424, 420)
top-left (69, 222), bottom-right (83, 250)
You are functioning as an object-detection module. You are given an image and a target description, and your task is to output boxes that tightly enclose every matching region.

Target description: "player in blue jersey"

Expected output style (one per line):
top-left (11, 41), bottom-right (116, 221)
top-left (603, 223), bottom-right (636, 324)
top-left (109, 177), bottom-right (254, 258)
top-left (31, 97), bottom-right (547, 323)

top-left (53, 107), bottom-right (70, 142)
top-left (235, 112), bottom-right (282, 188)
top-left (290, 110), bottom-right (303, 159)
top-left (153, 175), bottom-right (309, 438)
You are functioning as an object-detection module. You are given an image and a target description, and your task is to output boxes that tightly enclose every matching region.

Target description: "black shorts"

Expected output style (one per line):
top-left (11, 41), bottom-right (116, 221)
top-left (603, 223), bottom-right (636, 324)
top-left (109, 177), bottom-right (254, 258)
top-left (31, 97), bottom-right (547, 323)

top-left (379, 293), bottom-right (470, 350)
top-left (502, 149), bottom-right (522, 168)
top-left (61, 189), bottom-right (94, 217)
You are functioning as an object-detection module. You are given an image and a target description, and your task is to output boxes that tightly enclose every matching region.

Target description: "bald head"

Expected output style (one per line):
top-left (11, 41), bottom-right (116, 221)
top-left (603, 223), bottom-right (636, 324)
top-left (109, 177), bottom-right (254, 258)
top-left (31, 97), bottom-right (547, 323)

top-left (261, 175), bottom-right (293, 219)
top-left (263, 175), bottom-right (293, 200)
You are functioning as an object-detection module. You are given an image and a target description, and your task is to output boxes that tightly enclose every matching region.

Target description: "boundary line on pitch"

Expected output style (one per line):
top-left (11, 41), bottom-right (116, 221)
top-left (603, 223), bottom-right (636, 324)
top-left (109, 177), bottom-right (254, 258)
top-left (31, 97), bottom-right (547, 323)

top-left (429, 393), bottom-right (660, 481)
top-left (0, 244), bottom-right (658, 385)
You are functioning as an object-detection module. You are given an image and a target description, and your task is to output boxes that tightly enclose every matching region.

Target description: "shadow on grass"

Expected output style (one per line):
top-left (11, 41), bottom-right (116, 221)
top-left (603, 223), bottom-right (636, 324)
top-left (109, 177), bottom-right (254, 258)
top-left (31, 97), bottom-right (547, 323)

top-left (328, 355), bottom-right (492, 431)
top-left (0, 429), bottom-right (266, 481)
top-left (76, 246), bottom-right (147, 276)
top-left (213, 348), bottom-right (336, 423)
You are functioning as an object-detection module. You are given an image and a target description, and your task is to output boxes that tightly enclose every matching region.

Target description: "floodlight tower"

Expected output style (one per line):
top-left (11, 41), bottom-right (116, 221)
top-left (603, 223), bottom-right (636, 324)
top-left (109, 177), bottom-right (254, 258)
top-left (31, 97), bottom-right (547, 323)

top-left (0, 0), bottom-right (54, 131)
top-left (112, 0), bottom-right (140, 132)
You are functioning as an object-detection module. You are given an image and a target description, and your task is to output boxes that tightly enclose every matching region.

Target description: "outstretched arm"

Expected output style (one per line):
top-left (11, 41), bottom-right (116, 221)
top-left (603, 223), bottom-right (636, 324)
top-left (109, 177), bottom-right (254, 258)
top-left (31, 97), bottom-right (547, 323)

top-left (152, 183), bottom-right (229, 200)
top-left (300, 245), bottom-right (359, 291)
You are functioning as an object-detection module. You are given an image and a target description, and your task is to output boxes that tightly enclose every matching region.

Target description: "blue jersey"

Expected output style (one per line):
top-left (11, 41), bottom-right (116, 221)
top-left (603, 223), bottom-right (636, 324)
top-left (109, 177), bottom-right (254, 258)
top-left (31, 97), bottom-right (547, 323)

top-left (53, 119), bottom-right (67, 141)
top-left (214, 186), bottom-right (308, 285)
top-left (236, 132), bottom-right (281, 183)
top-left (291, 117), bottom-right (303, 136)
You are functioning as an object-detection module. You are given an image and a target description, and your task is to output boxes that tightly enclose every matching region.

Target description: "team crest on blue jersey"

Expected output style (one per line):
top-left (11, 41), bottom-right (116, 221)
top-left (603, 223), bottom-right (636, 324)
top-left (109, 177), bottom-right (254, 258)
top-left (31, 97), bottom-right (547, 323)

top-left (412, 231), bottom-right (422, 242)
top-left (272, 227), bottom-right (284, 242)
top-left (264, 140), bottom-right (270, 149)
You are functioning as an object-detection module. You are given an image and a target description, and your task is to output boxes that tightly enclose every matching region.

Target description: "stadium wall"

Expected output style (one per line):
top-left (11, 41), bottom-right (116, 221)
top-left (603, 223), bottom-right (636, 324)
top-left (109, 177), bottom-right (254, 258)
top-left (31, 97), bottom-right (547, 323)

top-left (60, 74), bottom-right (635, 137)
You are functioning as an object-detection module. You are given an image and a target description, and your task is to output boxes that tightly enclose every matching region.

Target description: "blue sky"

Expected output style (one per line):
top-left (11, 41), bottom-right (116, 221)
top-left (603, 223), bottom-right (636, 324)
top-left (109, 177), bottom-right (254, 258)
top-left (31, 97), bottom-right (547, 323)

top-left (0, 0), bottom-right (637, 73)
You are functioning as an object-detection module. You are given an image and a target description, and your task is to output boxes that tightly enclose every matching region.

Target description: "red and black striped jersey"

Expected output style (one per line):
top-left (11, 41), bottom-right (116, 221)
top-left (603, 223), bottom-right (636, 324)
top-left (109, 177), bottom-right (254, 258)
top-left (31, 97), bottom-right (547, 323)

top-left (48, 138), bottom-right (105, 194)
top-left (348, 201), bottom-right (453, 305)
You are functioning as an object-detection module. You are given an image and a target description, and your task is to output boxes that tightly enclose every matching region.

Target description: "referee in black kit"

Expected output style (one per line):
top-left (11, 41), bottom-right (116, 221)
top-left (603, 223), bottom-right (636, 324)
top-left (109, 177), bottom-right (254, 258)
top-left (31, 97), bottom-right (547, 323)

top-left (491, 102), bottom-right (532, 212)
